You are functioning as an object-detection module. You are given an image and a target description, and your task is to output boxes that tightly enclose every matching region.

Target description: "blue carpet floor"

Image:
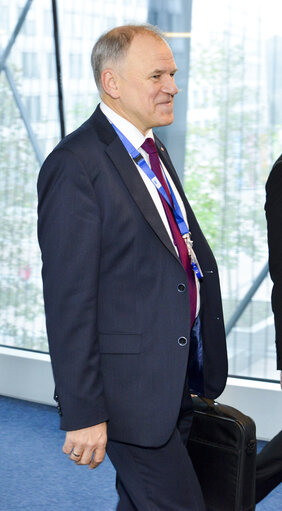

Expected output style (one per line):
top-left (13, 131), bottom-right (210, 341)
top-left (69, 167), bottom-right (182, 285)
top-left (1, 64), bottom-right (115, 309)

top-left (0, 396), bottom-right (281, 510)
top-left (0, 396), bottom-right (117, 510)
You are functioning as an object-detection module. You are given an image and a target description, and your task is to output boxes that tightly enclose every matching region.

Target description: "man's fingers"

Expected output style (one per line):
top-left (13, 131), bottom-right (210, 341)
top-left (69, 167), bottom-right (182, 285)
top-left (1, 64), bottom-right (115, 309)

top-left (62, 423), bottom-right (107, 467)
top-left (89, 446), bottom-right (106, 470)
top-left (69, 449), bottom-right (83, 461)
top-left (62, 438), bottom-right (83, 460)
top-left (75, 448), bottom-right (93, 466)
top-left (62, 439), bottom-right (74, 455)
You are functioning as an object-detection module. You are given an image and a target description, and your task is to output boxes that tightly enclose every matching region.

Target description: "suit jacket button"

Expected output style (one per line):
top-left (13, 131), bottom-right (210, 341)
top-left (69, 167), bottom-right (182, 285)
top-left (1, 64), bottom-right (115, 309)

top-left (178, 336), bottom-right (188, 346)
top-left (178, 283), bottom-right (186, 292)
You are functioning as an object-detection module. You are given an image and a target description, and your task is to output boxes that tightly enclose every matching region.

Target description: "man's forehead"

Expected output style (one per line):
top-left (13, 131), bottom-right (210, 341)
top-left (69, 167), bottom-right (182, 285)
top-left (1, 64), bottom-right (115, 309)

top-left (129, 34), bottom-right (171, 54)
top-left (127, 34), bottom-right (176, 67)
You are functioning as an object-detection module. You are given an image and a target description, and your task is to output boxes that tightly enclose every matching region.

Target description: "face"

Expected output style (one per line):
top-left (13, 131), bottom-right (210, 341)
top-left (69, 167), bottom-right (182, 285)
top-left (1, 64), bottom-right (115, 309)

top-left (102, 34), bottom-right (178, 134)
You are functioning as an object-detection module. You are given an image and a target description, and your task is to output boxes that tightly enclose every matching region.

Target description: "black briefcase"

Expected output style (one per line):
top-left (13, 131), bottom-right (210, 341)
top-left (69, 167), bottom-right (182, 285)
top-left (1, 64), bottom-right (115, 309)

top-left (187, 397), bottom-right (257, 511)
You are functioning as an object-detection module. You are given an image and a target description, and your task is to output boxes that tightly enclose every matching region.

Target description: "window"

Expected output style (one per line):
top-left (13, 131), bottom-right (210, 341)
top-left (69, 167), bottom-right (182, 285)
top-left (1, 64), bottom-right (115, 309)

top-left (184, 0), bottom-right (282, 381)
top-left (0, 0), bottom-right (281, 384)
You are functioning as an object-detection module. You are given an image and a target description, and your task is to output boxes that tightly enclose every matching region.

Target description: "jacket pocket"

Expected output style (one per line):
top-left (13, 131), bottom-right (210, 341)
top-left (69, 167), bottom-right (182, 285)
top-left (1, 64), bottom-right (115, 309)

top-left (99, 333), bottom-right (141, 354)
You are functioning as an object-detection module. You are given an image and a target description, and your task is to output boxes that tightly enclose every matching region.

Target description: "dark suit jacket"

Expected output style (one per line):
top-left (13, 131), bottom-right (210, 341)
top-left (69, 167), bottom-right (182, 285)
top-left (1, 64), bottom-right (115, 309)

top-left (37, 105), bottom-right (227, 447)
top-left (265, 155), bottom-right (282, 370)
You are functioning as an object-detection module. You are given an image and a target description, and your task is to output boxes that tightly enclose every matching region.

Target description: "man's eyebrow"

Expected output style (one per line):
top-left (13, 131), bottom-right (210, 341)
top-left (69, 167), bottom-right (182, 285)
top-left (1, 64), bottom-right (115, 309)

top-left (150, 67), bottom-right (178, 75)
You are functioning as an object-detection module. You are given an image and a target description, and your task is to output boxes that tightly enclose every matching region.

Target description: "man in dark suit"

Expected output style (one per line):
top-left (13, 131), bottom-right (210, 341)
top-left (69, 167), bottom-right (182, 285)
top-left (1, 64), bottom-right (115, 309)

top-left (255, 156), bottom-right (282, 504)
top-left (38, 24), bottom-right (227, 510)
top-left (265, 155), bottom-right (282, 387)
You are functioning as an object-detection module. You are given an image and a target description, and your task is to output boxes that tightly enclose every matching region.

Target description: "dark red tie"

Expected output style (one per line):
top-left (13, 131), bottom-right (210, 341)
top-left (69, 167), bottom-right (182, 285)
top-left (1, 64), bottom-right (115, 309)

top-left (141, 138), bottom-right (197, 326)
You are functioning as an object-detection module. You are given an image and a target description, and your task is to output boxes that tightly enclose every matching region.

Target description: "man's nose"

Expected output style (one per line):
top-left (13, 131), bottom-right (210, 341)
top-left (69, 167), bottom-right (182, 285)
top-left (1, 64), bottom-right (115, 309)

top-left (162, 76), bottom-right (178, 96)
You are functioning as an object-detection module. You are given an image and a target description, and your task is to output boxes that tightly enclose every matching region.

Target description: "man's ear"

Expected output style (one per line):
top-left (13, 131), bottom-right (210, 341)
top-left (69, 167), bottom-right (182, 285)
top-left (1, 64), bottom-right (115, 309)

top-left (101, 68), bottom-right (120, 99)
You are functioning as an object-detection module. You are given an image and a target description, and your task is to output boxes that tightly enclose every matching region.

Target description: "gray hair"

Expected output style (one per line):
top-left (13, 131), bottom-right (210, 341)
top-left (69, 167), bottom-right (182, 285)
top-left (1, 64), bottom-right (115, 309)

top-left (91, 24), bottom-right (166, 94)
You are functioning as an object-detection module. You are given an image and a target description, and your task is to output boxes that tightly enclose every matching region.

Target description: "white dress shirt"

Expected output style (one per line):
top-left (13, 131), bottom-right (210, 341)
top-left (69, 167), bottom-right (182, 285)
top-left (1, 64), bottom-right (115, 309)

top-left (100, 101), bottom-right (200, 315)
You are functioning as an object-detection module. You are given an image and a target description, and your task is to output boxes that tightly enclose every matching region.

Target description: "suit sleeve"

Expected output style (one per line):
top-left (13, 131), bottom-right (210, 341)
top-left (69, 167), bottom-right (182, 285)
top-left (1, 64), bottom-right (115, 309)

top-left (265, 156), bottom-right (282, 370)
top-left (37, 148), bottom-right (109, 430)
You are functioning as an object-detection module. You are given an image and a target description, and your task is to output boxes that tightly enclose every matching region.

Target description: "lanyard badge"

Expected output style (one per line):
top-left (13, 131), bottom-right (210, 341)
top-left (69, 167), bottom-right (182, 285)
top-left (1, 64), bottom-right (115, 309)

top-left (183, 233), bottom-right (203, 280)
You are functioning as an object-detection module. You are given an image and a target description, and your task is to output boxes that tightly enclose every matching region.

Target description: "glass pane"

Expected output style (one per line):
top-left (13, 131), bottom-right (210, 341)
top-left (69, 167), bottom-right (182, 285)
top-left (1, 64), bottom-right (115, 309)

top-left (185, 0), bottom-right (281, 381)
top-left (0, 1), bottom-right (60, 352)
top-left (227, 275), bottom-right (277, 380)
top-left (0, 0), bottom-right (281, 384)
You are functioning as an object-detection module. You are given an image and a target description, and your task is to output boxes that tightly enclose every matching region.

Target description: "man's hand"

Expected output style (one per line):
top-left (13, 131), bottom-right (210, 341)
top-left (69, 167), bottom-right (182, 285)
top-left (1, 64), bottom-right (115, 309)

top-left (62, 422), bottom-right (107, 469)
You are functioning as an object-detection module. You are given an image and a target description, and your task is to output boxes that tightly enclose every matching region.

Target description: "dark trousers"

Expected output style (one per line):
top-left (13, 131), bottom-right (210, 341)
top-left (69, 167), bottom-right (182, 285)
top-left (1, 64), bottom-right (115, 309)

top-left (256, 430), bottom-right (282, 503)
top-left (107, 382), bottom-right (206, 511)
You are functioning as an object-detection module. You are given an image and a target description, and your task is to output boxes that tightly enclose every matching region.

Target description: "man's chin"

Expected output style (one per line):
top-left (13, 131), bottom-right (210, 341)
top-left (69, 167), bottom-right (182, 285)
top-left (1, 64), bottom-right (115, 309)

top-left (157, 115), bottom-right (174, 127)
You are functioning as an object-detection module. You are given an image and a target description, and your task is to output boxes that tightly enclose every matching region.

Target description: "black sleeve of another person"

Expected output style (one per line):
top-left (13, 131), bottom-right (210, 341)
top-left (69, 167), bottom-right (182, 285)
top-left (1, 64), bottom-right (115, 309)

top-left (265, 154), bottom-right (282, 370)
top-left (257, 156), bottom-right (282, 504)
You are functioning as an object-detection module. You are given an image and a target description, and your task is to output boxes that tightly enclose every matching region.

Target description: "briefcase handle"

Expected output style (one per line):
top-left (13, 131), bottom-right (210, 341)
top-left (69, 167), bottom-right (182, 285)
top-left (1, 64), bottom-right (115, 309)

top-left (192, 396), bottom-right (256, 436)
top-left (192, 396), bottom-right (215, 408)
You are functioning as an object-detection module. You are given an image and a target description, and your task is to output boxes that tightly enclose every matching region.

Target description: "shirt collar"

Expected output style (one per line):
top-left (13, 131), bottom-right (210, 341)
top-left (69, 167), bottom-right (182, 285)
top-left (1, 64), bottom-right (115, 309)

top-left (100, 101), bottom-right (153, 150)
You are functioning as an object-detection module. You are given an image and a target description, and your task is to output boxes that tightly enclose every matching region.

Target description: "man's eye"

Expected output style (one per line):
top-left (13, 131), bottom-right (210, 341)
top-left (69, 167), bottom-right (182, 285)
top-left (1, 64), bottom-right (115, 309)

top-left (152, 75), bottom-right (160, 79)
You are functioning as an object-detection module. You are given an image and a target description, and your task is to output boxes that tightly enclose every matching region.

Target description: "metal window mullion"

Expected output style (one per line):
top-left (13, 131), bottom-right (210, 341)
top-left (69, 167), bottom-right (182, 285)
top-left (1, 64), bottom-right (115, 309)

top-left (4, 64), bottom-right (44, 166)
top-left (0, 0), bottom-right (34, 72)
top-left (51, 0), bottom-right (65, 139)
top-left (225, 262), bottom-right (269, 336)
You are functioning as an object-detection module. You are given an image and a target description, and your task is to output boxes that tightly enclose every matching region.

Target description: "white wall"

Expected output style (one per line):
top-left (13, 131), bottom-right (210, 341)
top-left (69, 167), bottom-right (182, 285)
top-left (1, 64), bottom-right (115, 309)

top-left (0, 346), bottom-right (281, 440)
top-left (218, 377), bottom-right (281, 441)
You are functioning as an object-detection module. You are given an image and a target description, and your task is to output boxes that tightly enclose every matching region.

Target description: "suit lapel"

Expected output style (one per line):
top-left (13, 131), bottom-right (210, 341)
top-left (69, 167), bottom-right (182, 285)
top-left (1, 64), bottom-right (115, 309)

top-left (106, 137), bottom-right (180, 263)
top-left (155, 136), bottom-right (190, 213)
top-left (90, 106), bottom-right (183, 263)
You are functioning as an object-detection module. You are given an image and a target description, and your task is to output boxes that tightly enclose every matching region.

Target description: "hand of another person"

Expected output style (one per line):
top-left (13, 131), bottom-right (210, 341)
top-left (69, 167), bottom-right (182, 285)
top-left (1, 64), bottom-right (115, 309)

top-left (62, 421), bottom-right (107, 469)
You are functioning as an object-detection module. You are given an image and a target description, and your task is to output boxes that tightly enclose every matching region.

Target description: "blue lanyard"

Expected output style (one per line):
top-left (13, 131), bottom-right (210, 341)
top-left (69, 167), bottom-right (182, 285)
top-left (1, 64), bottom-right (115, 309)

top-left (111, 122), bottom-right (189, 235)
top-left (110, 121), bottom-right (203, 280)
